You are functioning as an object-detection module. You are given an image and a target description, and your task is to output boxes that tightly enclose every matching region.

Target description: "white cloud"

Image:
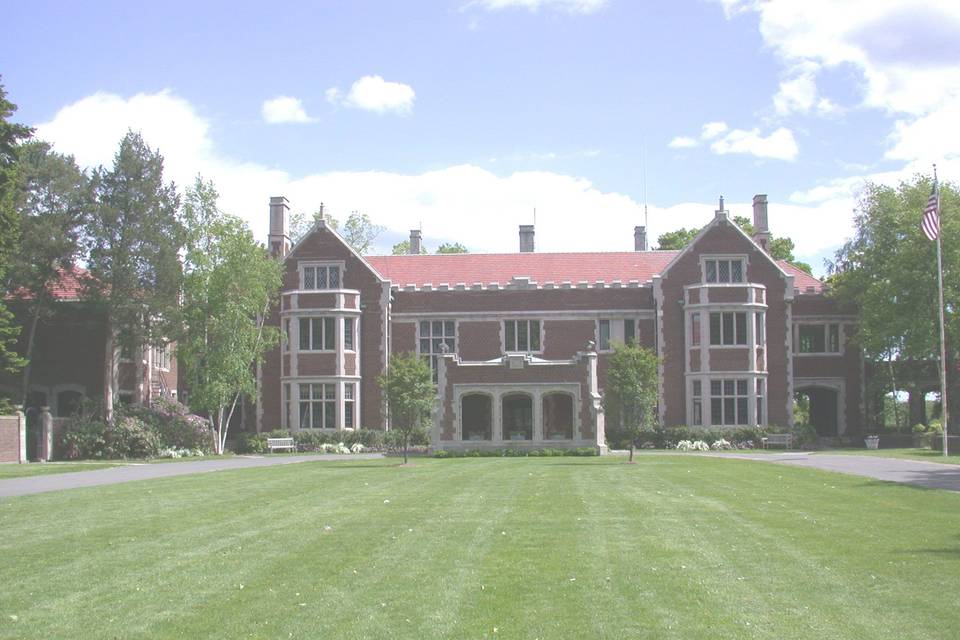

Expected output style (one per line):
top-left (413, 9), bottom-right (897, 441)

top-left (33, 89), bottom-right (850, 271)
top-left (668, 136), bottom-right (698, 149)
top-left (700, 121), bottom-right (728, 139)
top-left (261, 96), bottom-right (314, 124)
top-left (671, 120), bottom-right (797, 160)
top-left (773, 72), bottom-right (817, 116)
top-left (327, 75), bottom-right (415, 115)
top-left (464, 0), bottom-right (607, 14)
top-left (710, 127), bottom-right (798, 161)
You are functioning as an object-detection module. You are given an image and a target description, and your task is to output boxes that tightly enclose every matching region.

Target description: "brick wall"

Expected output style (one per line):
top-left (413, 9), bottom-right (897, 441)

top-left (0, 414), bottom-right (24, 463)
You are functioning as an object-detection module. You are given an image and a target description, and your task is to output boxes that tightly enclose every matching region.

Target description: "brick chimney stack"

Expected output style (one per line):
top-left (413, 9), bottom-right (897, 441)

top-left (519, 224), bottom-right (535, 253)
top-left (752, 194), bottom-right (770, 252)
top-left (634, 226), bottom-right (647, 251)
top-left (409, 229), bottom-right (422, 255)
top-left (268, 196), bottom-right (290, 258)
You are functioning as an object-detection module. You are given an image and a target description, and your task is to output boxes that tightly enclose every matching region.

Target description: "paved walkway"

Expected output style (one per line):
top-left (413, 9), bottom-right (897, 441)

top-left (0, 453), bottom-right (384, 498)
top-left (711, 452), bottom-right (960, 492)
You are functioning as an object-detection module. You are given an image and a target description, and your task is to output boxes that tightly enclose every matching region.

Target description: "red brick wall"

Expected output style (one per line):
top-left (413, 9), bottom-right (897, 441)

top-left (393, 287), bottom-right (652, 313)
top-left (0, 414), bottom-right (23, 463)
top-left (659, 220), bottom-right (791, 426)
top-left (458, 322), bottom-right (501, 360)
top-left (543, 320), bottom-right (595, 359)
top-left (710, 348), bottom-right (750, 371)
top-left (392, 322), bottom-right (416, 355)
top-left (297, 353), bottom-right (338, 376)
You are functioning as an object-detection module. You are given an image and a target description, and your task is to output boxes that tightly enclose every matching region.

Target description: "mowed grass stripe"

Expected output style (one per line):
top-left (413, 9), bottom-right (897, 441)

top-left (1, 457), bottom-right (959, 639)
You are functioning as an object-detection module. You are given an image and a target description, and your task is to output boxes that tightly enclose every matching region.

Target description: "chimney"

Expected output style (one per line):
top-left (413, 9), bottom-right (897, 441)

top-left (519, 224), bottom-right (535, 253)
top-left (409, 229), bottom-right (422, 255)
top-left (752, 193), bottom-right (770, 252)
top-left (634, 226), bottom-right (647, 251)
top-left (268, 196), bottom-right (290, 257)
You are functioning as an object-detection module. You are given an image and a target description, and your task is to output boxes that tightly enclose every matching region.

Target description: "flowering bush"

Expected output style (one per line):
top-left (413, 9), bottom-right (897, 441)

top-left (711, 438), bottom-right (732, 450)
top-left (109, 416), bottom-right (163, 459)
top-left (350, 442), bottom-right (365, 453)
top-left (676, 440), bottom-right (710, 452)
top-left (159, 447), bottom-right (207, 458)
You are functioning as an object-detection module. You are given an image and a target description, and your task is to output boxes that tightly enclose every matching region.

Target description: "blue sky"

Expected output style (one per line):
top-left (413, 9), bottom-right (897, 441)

top-left (4, 0), bottom-right (960, 275)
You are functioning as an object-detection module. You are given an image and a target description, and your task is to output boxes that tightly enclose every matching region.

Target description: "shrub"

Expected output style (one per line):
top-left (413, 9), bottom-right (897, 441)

top-left (108, 416), bottom-right (162, 459)
top-left (676, 439), bottom-right (710, 452)
top-left (711, 438), bottom-right (732, 450)
top-left (61, 411), bottom-right (109, 460)
top-left (431, 447), bottom-right (598, 458)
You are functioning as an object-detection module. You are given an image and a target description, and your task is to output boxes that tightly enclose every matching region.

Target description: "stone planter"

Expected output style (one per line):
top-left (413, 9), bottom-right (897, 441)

top-left (865, 435), bottom-right (880, 450)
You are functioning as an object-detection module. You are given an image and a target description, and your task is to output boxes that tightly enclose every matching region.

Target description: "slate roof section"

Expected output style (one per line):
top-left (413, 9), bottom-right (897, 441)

top-left (367, 251), bottom-right (824, 292)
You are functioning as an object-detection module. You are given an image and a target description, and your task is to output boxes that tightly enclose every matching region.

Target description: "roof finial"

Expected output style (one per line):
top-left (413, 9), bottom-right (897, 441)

top-left (933, 163), bottom-right (938, 183)
top-left (719, 195), bottom-right (724, 211)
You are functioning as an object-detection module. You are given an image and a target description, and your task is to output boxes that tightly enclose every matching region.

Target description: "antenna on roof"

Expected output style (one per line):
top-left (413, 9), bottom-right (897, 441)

top-left (642, 141), bottom-right (649, 234)
top-left (533, 207), bottom-right (536, 226)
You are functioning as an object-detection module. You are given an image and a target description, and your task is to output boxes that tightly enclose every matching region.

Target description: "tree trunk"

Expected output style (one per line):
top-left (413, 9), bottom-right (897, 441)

top-left (19, 303), bottom-right (42, 408)
top-left (103, 318), bottom-right (117, 423)
top-left (908, 387), bottom-right (927, 429)
top-left (403, 432), bottom-right (408, 465)
top-left (629, 444), bottom-right (634, 463)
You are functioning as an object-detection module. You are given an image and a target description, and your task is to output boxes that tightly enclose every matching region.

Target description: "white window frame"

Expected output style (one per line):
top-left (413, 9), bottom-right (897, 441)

top-left (299, 317), bottom-right (336, 352)
top-left (503, 319), bottom-right (543, 354)
top-left (343, 317), bottom-right (356, 352)
top-left (597, 318), bottom-right (638, 351)
top-left (795, 322), bottom-right (843, 355)
top-left (418, 319), bottom-right (457, 381)
top-left (709, 378), bottom-right (750, 426)
top-left (344, 383), bottom-right (356, 429)
top-left (702, 255), bottom-right (747, 284)
top-left (152, 344), bottom-right (171, 371)
top-left (709, 311), bottom-right (748, 347)
top-left (299, 261), bottom-right (345, 291)
top-left (298, 382), bottom-right (337, 429)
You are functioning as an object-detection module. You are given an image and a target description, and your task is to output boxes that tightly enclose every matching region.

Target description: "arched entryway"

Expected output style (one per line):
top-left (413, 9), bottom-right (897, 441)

top-left (795, 386), bottom-right (840, 436)
top-left (461, 393), bottom-right (493, 441)
top-left (502, 393), bottom-right (533, 441)
top-left (542, 392), bottom-right (574, 440)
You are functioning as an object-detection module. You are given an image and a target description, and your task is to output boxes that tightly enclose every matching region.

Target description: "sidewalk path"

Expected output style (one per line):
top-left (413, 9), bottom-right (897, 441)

top-left (712, 452), bottom-right (960, 492)
top-left (0, 453), bottom-right (384, 498)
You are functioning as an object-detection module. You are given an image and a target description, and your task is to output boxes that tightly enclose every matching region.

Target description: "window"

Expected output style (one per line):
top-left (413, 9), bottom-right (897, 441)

top-left (690, 313), bottom-right (701, 347)
top-left (152, 344), bottom-right (171, 370)
top-left (756, 378), bottom-right (765, 425)
top-left (300, 317), bottom-right (335, 351)
top-left (344, 383), bottom-right (355, 429)
top-left (299, 383), bottom-right (336, 429)
top-left (283, 383), bottom-right (291, 429)
top-left (692, 380), bottom-right (703, 426)
top-left (710, 379), bottom-right (749, 426)
top-left (599, 318), bottom-right (637, 350)
top-left (709, 312), bottom-right (747, 346)
top-left (419, 320), bottom-right (456, 381)
top-left (704, 258), bottom-right (744, 283)
top-left (755, 312), bottom-right (765, 346)
top-left (798, 323), bottom-right (840, 354)
top-left (505, 320), bottom-right (541, 352)
top-left (344, 318), bottom-right (355, 351)
top-left (283, 320), bottom-right (291, 352)
top-left (301, 264), bottom-right (341, 290)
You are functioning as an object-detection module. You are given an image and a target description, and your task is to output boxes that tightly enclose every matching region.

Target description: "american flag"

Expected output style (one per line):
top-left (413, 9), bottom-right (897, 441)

top-left (922, 181), bottom-right (940, 241)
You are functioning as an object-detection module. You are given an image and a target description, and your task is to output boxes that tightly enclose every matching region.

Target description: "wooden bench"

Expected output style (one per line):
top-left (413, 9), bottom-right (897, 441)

top-left (266, 437), bottom-right (296, 453)
top-left (761, 433), bottom-right (793, 449)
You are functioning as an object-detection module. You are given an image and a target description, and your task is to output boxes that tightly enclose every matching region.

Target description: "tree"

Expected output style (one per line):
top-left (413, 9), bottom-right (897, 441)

top-left (657, 215), bottom-right (812, 274)
top-left (289, 207), bottom-right (338, 244)
top-left (86, 131), bottom-right (184, 421)
top-left (378, 352), bottom-right (435, 464)
top-left (436, 242), bottom-right (468, 254)
top-left (0, 79), bottom-right (33, 410)
top-left (340, 210), bottom-right (384, 255)
top-left (178, 178), bottom-right (283, 454)
top-left (392, 239), bottom-right (427, 255)
top-left (601, 342), bottom-right (659, 462)
top-left (830, 176), bottom-right (960, 429)
top-left (8, 141), bottom-right (90, 407)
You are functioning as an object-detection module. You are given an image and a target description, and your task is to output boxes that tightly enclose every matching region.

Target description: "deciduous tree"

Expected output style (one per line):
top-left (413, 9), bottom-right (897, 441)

top-left (601, 342), bottom-right (659, 462)
top-left (378, 352), bottom-right (435, 464)
top-left (436, 242), bottom-right (468, 254)
top-left (178, 178), bottom-right (283, 454)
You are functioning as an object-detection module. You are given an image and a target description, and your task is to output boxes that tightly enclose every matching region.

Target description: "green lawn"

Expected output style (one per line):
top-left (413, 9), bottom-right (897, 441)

top-left (0, 461), bottom-right (119, 479)
top-left (1, 457), bottom-right (959, 639)
top-left (814, 447), bottom-right (960, 465)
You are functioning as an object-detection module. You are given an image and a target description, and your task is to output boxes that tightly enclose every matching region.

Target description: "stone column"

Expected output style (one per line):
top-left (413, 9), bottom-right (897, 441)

top-left (532, 390), bottom-right (543, 442)
top-left (41, 406), bottom-right (53, 462)
top-left (15, 406), bottom-right (26, 464)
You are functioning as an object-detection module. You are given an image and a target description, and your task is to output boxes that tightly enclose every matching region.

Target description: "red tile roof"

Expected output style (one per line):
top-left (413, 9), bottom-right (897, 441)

top-left (367, 251), bottom-right (824, 292)
top-left (367, 251), bottom-right (678, 287)
top-left (8, 266), bottom-right (90, 301)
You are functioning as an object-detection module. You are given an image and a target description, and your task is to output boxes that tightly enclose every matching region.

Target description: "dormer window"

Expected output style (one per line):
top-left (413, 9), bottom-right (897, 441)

top-left (704, 257), bottom-right (744, 283)
top-left (301, 263), bottom-right (341, 290)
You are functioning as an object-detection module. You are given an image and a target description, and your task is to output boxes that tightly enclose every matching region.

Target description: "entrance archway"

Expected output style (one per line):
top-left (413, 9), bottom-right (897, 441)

top-left (461, 393), bottom-right (492, 441)
top-left (795, 387), bottom-right (839, 436)
top-left (502, 393), bottom-right (533, 441)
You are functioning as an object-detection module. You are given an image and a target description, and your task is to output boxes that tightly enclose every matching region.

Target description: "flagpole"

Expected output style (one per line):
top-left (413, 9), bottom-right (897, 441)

top-left (933, 166), bottom-right (949, 456)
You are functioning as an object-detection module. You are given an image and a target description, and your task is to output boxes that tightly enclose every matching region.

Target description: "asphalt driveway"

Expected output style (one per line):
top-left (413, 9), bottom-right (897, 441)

top-left (714, 452), bottom-right (960, 492)
top-left (0, 453), bottom-right (384, 498)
